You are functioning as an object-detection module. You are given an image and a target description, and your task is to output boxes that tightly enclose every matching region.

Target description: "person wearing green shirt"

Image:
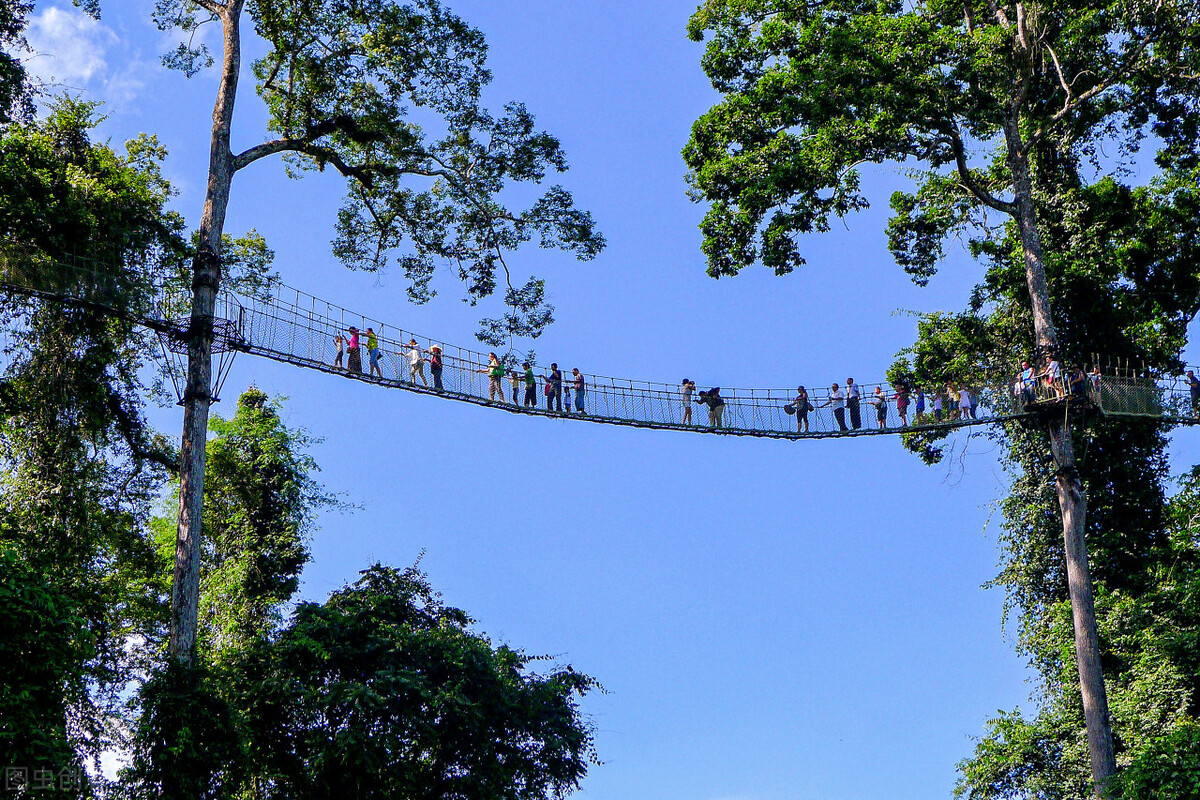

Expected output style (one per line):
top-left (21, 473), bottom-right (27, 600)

top-left (523, 362), bottom-right (537, 407)
top-left (477, 353), bottom-right (507, 403)
top-left (365, 327), bottom-right (382, 379)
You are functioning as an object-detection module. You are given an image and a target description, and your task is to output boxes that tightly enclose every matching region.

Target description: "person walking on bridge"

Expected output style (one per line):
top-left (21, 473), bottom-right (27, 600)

top-left (332, 331), bottom-right (344, 370)
top-left (547, 363), bottom-right (563, 412)
top-left (478, 353), bottom-right (506, 403)
top-left (958, 385), bottom-right (975, 419)
top-left (792, 386), bottom-right (810, 433)
top-left (407, 338), bottom-right (427, 386)
top-left (846, 378), bottom-right (862, 429)
top-left (697, 387), bottom-right (725, 428)
top-left (1188, 369), bottom-right (1200, 417)
top-left (895, 381), bottom-right (910, 427)
top-left (346, 326), bottom-right (362, 374)
top-left (429, 345), bottom-right (444, 390)
top-left (365, 327), bottom-right (382, 379)
top-left (523, 362), bottom-right (537, 407)
top-left (873, 386), bottom-right (888, 428)
top-left (821, 383), bottom-right (848, 431)
top-left (681, 379), bottom-right (695, 425)
top-left (571, 368), bottom-right (586, 413)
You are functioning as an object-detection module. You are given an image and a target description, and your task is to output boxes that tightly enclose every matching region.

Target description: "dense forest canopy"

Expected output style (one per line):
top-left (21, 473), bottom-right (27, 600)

top-left (685, 0), bottom-right (1200, 796)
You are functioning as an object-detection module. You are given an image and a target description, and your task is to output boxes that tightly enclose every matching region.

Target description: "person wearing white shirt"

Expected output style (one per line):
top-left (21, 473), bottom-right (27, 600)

top-left (958, 386), bottom-right (974, 419)
top-left (1040, 354), bottom-right (1063, 397)
top-left (407, 338), bottom-right (428, 386)
top-left (820, 383), bottom-right (848, 431)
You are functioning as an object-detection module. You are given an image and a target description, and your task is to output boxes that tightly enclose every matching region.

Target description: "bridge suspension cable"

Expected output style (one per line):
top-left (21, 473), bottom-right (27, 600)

top-left (0, 243), bottom-right (1196, 439)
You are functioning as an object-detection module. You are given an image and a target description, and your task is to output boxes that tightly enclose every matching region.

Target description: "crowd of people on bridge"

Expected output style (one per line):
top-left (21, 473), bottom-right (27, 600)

top-left (332, 327), bottom-right (592, 414)
top-left (327, 330), bottom-right (1199, 431)
top-left (771, 376), bottom-right (982, 434)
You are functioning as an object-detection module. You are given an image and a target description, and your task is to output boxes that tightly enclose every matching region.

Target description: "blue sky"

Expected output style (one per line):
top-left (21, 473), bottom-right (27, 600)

top-left (21, 1), bottom-right (1199, 798)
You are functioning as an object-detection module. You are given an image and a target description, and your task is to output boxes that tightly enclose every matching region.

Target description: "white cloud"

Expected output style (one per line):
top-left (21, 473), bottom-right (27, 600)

top-left (103, 58), bottom-right (151, 105)
top-left (19, 5), bottom-right (150, 107)
top-left (23, 6), bottom-right (116, 87)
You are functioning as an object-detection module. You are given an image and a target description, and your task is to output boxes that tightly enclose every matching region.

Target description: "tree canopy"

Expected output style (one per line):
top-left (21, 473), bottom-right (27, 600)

top-left (237, 563), bottom-right (598, 800)
top-left (156, 0), bottom-right (604, 343)
top-left (684, 0), bottom-right (1200, 290)
top-left (684, 0), bottom-right (1200, 795)
top-left (123, 389), bottom-right (599, 800)
top-left (152, 0), bottom-right (607, 669)
top-left (0, 99), bottom-right (183, 787)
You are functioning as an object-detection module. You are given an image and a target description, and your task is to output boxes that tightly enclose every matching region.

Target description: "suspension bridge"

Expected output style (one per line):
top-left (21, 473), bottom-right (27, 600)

top-left (0, 244), bottom-right (1196, 438)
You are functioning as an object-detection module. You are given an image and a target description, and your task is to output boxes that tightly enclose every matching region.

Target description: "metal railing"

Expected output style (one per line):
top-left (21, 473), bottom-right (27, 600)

top-left (1, 242), bottom-right (1196, 438)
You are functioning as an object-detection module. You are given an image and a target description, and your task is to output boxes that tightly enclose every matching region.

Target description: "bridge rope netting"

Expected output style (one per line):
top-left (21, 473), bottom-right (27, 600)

top-left (0, 242), bottom-right (1196, 439)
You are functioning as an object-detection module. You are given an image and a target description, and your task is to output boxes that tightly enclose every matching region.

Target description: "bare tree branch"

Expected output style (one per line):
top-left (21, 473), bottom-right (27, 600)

top-left (944, 126), bottom-right (1016, 214)
top-left (1025, 26), bottom-right (1162, 149)
top-left (1044, 42), bottom-right (1073, 99)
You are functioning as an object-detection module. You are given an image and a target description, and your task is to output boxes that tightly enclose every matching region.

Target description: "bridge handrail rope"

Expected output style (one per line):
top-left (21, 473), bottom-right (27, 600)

top-left (0, 242), bottom-right (1196, 438)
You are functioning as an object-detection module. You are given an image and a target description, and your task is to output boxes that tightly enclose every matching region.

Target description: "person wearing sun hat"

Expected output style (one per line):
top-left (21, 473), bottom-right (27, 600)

top-left (429, 344), bottom-right (444, 390)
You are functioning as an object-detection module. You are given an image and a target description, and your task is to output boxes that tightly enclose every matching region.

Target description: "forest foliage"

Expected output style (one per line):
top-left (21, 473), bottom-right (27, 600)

top-left (685, 0), bottom-right (1200, 796)
top-left (0, 7), bottom-right (598, 794)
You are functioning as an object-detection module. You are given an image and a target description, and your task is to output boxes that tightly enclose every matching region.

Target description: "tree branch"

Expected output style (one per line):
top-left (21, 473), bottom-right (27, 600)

top-left (944, 127), bottom-right (1016, 214)
top-left (1025, 26), bottom-right (1162, 149)
top-left (232, 138), bottom-right (378, 183)
top-left (981, 0), bottom-right (1011, 28)
top-left (1044, 42), bottom-right (1072, 99)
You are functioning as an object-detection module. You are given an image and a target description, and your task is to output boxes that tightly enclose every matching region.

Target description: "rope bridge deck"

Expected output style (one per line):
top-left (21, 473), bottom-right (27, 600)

top-left (1, 244), bottom-right (1196, 439)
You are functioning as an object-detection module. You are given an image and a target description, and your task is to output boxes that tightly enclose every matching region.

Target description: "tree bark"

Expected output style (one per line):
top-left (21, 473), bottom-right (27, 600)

top-left (1002, 111), bottom-right (1117, 799)
top-left (1048, 418), bottom-right (1117, 797)
top-left (169, 1), bottom-right (244, 667)
top-left (1001, 114), bottom-right (1057, 354)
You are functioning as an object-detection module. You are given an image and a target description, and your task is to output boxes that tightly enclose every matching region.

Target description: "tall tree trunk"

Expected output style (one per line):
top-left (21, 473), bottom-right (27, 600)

top-left (169, 2), bottom-right (244, 667)
top-left (1002, 112), bottom-right (1117, 798)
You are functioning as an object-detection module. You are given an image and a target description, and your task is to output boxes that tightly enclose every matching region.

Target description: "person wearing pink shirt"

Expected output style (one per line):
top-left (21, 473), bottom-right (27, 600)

top-left (346, 326), bottom-right (362, 374)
